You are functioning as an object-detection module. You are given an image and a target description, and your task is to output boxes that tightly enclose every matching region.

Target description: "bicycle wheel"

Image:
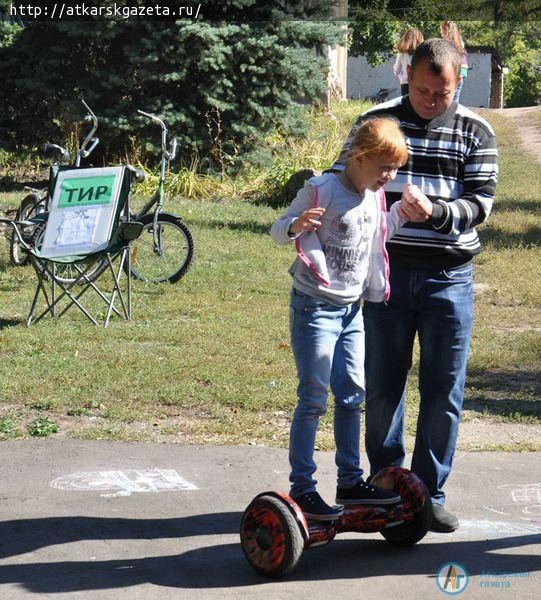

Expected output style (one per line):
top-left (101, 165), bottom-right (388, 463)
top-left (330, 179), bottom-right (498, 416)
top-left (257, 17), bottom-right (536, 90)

top-left (128, 212), bottom-right (194, 283)
top-left (10, 193), bottom-right (41, 266)
top-left (54, 258), bottom-right (109, 285)
top-left (31, 221), bottom-right (108, 285)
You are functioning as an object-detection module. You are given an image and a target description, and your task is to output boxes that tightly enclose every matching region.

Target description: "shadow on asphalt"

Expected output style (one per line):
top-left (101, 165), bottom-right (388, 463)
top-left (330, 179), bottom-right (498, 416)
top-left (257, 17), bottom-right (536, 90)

top-left (0, 512), bottom-right (243, 559)
top-left (0, 513), bottom-right (540, 593)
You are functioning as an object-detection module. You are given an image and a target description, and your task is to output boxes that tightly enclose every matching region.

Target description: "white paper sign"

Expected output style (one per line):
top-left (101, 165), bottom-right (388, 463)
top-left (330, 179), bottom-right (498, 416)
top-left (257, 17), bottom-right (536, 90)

top-left (40, 166), bottom-right (125, 258)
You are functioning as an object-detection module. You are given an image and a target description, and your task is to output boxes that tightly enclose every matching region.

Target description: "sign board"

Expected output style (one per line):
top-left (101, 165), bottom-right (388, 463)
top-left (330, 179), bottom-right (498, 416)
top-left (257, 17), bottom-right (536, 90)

top-left (40, 167), bottom-right (125, 258)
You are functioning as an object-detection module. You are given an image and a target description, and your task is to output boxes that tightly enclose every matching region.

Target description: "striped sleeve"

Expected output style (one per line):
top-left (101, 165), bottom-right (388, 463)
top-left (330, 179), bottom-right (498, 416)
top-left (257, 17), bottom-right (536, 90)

top-left (431, 118), bottom-right (498, 235)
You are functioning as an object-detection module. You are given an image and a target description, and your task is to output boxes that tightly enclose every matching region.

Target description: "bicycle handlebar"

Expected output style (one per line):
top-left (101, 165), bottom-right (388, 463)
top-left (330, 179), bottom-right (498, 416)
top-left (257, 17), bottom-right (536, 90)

top-left (137, 109), bottom-right (177, 160)
top-left (79, 99), bottom-right (98, 155)
top-left (79, 137), bottom-right (99, 159)
top-left (137, 109), bottom-right (166, 129)
top-left (169, 137), bottom-right (177, 161)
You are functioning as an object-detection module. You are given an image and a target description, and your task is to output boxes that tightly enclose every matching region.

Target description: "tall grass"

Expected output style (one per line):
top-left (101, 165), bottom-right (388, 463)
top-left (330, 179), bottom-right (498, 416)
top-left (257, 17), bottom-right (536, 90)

top-left (155, 101), bottom-right (371, 202)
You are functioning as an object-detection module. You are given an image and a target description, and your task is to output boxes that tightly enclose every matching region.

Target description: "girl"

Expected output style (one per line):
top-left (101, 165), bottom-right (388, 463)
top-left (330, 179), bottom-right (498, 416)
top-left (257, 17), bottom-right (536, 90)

top-left (393, 28), bottom-right (424, 96)
top-left (271, 117), bottom-right (431, 520)
top-left (440, 20), bottom-right (468, 102)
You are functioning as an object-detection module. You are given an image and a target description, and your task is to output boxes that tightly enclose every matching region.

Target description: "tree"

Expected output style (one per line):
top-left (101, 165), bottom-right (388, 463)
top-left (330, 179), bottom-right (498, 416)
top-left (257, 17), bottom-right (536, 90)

top-left (347, 1), bottom-right (541, 106)
top-left (348, 0), bottom-right (440, 65)
top-left (0, 0), bottom-right (22, 47)
top-left (461, 20), bottom-right (541, 107)
top-left (0, 0), bottom-right (344, 169)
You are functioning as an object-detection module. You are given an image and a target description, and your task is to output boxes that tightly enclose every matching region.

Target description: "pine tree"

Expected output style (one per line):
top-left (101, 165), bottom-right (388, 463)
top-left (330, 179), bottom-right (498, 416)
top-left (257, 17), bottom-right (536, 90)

top-left (0, 0), bottom-right (21, 49)
top-left (0, 0), bottom-right (343, 170)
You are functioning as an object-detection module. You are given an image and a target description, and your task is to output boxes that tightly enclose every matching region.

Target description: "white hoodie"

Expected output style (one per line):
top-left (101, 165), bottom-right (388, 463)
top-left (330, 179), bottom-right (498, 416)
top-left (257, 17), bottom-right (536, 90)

top-left (271, 173), bottom-right (404, 307)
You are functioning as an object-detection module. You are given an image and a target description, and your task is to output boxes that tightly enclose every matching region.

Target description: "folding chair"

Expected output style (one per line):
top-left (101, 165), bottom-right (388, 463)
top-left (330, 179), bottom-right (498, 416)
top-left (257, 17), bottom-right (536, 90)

top-left (7, 165), bottom-right (142, 327)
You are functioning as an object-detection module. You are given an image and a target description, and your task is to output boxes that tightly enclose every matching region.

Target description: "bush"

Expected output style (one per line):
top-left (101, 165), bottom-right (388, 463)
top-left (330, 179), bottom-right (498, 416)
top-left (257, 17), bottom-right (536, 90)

top-left (504, 38), bottom-right (541, 107)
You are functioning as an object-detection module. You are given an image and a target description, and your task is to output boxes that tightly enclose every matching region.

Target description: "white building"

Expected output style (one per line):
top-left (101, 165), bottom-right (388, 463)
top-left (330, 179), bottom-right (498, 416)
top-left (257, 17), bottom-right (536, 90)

top-left (347, 49), bottom-right (505, 108)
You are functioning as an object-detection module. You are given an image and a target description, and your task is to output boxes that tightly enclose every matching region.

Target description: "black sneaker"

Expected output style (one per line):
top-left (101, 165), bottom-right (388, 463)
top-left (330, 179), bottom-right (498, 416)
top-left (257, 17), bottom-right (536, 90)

top-left (336, 480), bottom-right (401, 505)
top-left (430, 504), bottom-right (459, 532)
top-left (292, 491), bottom-right (344, 521)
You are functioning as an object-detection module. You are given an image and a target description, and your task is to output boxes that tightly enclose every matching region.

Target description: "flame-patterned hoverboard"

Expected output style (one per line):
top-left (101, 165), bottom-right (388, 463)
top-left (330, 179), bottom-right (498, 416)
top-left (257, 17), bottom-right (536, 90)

top-left (240, 466), bottom-right (432, 578)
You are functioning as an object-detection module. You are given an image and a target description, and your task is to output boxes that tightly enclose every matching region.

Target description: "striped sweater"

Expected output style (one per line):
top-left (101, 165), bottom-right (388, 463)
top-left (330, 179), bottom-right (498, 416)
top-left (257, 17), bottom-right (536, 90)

top-left (331, 96), bottom-right (499, 269)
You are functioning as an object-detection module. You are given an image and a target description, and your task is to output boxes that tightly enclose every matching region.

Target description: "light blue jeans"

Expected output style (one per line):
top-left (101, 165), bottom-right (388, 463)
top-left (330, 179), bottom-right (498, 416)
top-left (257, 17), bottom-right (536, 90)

top-left (288, 288), bottom-right (365, 497)
top-left (454, 79), bottom-right (464, 102)
top-left (363, 262), bottom-right (474, 505)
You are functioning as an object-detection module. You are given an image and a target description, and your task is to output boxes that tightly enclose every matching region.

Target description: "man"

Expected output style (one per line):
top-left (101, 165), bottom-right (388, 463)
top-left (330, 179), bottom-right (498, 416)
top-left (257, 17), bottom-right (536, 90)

top-left (331, 39), bottom-right (498, 532)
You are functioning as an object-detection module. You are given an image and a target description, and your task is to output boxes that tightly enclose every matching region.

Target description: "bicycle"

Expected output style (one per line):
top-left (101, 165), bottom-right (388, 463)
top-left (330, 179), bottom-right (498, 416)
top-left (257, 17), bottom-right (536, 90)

top-left (9, 99), bottom-right (104, 284)
top-left (10, 104), bottom-right (194, 285)
top-left (126, 110), bottom-right (194, 283)
top-left (9, 144), bottom-right (69, 267)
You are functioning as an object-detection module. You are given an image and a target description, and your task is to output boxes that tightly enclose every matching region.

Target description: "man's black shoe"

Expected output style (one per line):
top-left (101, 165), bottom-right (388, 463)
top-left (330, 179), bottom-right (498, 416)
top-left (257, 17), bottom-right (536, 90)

top-left (431, 504), bottom-right (459, 532)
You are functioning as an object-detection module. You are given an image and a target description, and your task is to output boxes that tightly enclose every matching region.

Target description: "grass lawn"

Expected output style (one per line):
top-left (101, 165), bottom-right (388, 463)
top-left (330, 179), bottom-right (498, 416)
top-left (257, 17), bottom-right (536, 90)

top-left (0, 103), bottom-right (539, 449)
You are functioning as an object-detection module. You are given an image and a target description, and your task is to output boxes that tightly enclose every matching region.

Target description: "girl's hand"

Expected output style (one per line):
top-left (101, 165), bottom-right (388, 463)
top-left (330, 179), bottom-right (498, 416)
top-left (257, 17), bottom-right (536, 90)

top-left (289, 207), bottom-right (326, 236)
top-left (398, 184), bottom-right (433, 222)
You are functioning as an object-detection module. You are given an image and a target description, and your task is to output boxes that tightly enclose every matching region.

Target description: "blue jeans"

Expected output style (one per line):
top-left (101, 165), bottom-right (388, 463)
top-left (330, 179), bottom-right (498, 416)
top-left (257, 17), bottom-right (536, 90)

top-left (454, 79), bottom-right (464, 102)
top-left (363, 262), bottom-right (474, 505)
top-left (289, 288), bottom-right (365, 497)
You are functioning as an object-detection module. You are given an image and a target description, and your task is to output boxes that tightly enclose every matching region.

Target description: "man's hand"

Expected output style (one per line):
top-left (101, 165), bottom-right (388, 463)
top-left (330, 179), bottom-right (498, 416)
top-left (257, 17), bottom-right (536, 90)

top-left (289, 207), bottom-right (326, 236)
top-left (398, 184), bottom-right (433, 223)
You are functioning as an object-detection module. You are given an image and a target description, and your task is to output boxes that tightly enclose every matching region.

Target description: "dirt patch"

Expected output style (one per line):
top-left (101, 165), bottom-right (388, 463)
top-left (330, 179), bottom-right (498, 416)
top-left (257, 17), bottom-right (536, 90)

top-left (479, 106), bottom-right (541, 164)
top-left (455, 418), bottom-right (541, 451)
top-left (2, 400), bottom-right (540, 451)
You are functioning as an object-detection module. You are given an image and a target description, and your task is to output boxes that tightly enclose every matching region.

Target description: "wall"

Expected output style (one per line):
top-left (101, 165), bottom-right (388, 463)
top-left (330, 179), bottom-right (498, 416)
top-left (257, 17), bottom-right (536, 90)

top-left (347, 52), bottom-right (493, 108)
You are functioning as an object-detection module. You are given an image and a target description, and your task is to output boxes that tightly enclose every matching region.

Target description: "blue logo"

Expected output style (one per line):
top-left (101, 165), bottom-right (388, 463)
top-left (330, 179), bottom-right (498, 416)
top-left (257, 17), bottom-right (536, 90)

top-left (436, 562), bottom-right (470, 595)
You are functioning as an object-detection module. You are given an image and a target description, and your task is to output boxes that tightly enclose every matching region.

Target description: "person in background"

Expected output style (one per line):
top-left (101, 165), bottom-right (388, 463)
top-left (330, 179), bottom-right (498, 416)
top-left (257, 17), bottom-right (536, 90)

top-left (440, 20), bottom-right (468, 102)
top-left (393, 28), bottom-right (424, 96)
top-left (330, 39), bottom-right (498, 533)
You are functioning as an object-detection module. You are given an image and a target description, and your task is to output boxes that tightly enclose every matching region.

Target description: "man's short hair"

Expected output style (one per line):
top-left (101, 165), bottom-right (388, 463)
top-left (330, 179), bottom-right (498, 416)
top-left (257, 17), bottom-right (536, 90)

top-left (411, 38), bottom-right (462, 78)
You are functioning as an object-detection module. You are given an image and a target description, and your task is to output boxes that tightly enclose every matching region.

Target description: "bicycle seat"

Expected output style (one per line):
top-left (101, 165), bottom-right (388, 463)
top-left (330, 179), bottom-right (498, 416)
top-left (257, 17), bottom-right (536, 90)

top-left (41, 143), bottom-right (71, 163)
top-left (126, 164), bottom-right (146, 184)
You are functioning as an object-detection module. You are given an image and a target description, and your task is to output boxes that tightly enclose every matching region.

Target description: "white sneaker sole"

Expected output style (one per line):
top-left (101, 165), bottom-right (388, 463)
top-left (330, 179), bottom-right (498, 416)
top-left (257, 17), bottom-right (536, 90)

top-left (336, 496), bottom-right (401, 505)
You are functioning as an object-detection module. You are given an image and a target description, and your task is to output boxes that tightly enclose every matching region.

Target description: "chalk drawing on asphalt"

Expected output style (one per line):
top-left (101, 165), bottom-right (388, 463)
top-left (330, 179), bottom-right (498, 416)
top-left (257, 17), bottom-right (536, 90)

top-left (482, 506), bottom-right (510, 516)
top-left (431, 519), bottom-right (541, 540)
top-left (51, 469), bottom-right (198, 497)
top-left (498, 482), bottom-right (541, 518)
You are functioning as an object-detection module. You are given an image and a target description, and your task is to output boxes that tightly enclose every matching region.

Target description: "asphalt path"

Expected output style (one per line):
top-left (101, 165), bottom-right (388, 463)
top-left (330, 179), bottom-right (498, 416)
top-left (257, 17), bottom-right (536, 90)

top-left (0, 440), bottom-right (540, 599)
